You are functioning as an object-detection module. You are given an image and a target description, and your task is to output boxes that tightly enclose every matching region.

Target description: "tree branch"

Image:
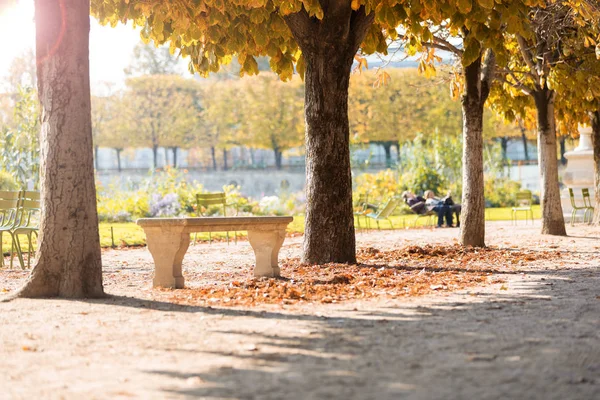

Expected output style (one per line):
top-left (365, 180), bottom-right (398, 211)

top-left (497, 73), bottom-right (534, 96)
top-left (283, 8), bottom-right (314, 52)
top-left (516, 35), bottom-right (540, 84)
top-left (349, 6), bottom-right (374, 55)
top-left (480, 49), bottom-right (496, 103)
top-left (432, 36), bottom-right (463, 56)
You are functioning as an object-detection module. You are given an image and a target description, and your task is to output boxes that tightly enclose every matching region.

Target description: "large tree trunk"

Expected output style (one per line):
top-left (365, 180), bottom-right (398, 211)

top-left (460, 57), bottom-right (487, 247)
top-left (284, 6), bottom-right (373, 264)
top-left (534, 91), bottom-right (566, 235)
top-left (15, 0), bottom-right (103, 298)
top-left (210, 146), bottom-right (217, 171)
top-left (115, 148), bottom-right (122, 173)
top-left (591, 110), bottom-right (600, 225)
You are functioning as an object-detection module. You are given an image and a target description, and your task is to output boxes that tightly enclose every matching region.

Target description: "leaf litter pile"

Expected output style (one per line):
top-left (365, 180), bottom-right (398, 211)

top-left (159, 245), bottom-right (560, 307)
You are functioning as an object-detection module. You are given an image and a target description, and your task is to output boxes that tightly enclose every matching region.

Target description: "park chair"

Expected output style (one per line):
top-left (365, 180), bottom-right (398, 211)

top-left (0, 190), bottom-right (21, 268)
top-left (512, 190), bottom-right (534, 225)
top-left (353, 194), bottom-right (379, 230)
top-left (568, 188), bottom-right (588, 226)
top-left (413, 208), bottom-right (437, 228)
top-left (195, 192), bottom-right (238, 244)
top-left (582, 188), bottom-right (594, 224)
top-left (12, 191), bottom-right (41, 269)
top-left (363, 198), bottom-right (399, 230)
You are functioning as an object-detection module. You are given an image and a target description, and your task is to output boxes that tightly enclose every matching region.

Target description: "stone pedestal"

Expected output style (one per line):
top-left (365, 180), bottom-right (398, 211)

top-left (561, 127), bottom-right (595, 219)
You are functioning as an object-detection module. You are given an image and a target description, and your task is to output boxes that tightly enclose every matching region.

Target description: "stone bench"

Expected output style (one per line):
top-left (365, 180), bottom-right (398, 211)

top-left (137, 216), bottom-right (294, 288)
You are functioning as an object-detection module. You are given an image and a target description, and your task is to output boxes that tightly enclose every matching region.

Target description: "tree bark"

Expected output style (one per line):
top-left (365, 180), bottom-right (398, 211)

top-left (222, 148), bottom-right (228, 171)
top-left (522, 132), bottom-right (530, 161)
top-left (210, 146), bottom-right (217, 171)
top-left (460, 56), bottom-right (487, 247)
top-left (393, 142), bottom-right (400, 164)
top-left (284, 5), bottom-right (374, 264)
top-left (152, 144), bottom-right (158, 169)
top-left (591, 110), bottom-right (600, 225)
top-left (559, 136), bottom-right (567, 165)
top-left (171, 146), bottom-right (178, 168)
top-left (534, 90), bottom-right (566, 235)
top-left (94, 145), bottom-right (99, 170)
top-left (274, 148), bottom-right (283, 170)
top-left (115, 148), bottom-right (122, 173)
top-left (382, 142), bottom-right (392, 168)
top-left (518, 119), bottom-right (530, 161)
top-left (15, 0), bottom-right (103, 298)
top-left (500, 137), bottom-right (508, 163)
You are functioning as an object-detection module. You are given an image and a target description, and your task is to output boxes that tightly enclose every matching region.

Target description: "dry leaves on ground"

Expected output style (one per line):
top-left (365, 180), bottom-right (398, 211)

top-left (158, 244), bottom-right (560, 307)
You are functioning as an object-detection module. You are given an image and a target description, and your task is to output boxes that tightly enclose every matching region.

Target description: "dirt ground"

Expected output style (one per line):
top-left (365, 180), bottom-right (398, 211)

top-left (1, 221), bottom-right (599, 400)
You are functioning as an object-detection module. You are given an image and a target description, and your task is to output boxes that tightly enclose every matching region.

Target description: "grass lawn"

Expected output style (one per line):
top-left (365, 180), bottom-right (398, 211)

top-left (2, 206), bottom-right (541, 253)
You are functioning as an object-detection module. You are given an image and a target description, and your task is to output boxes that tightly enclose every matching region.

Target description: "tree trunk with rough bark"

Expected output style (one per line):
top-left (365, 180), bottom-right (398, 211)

top-left (460, 57), bottom-right (487, 247)
top-left (115, 148), bottom-right (122, 173)
top-left (94, 145), bottom-right (99, 170)
top-left (591, 111), bottom-right (600, 225)
top-left (534, 91), bottom-right (566, 235)
top-left (15, 0), bottom-right (103, 298)
top-left (285, 5), bottom-right (373, 264)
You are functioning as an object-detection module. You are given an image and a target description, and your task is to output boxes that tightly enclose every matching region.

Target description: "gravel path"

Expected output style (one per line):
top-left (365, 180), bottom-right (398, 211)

top-left (1, 222), bottom-right (599, 399)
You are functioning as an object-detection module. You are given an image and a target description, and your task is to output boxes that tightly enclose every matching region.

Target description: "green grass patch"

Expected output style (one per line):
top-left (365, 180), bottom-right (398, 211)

top-left (1, 206), bottom-right (541, 252)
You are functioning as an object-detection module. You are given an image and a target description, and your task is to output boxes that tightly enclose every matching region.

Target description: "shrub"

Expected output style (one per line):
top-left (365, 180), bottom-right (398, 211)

top-left (484, 176), bottom-right (523, 207)
top-left (0, 171), bottom-right (19, 190)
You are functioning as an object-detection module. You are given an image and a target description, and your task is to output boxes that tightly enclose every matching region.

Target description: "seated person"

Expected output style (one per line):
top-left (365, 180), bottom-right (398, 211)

top-left (424, 190), bottom-right (454, 228)
top-left (401, 191), bottom-right (427, 214)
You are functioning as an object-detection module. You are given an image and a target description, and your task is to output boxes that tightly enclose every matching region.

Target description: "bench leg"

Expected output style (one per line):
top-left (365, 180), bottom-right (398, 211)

top-left (248, 229), bottom-right (285, 278)
top-left (145, 229), bottom-right (190, 288)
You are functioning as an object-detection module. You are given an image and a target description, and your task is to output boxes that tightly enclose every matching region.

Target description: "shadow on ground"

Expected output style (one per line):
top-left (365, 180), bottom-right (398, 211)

top-left (83, 267), bottom-right (600, 400)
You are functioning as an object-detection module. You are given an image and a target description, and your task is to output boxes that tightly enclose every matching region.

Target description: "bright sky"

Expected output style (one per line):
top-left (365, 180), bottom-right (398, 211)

top-left (0, 0), bottom-right (145, 93)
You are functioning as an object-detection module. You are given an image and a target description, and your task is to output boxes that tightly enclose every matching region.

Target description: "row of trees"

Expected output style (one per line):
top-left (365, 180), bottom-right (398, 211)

top-left (6, 0), bottom-right (600, 299)
top-left (91, 67), bottom-right (533, 171)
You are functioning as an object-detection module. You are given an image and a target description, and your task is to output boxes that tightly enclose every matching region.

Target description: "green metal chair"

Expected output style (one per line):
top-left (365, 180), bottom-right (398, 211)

top-left (413, 209), bottom-right (437, 228)
top-left (354, 194), bottom-right (379, 230)
top-left (12, 191), bottom-right (41, 269)
top-left (568, 188), bottom-right (588, 226)
top-left (364, 198), bottom-right (399, 230)
top-left (512, 190), bottom-right (534, 225)
top-left (0, 190), bottom-right (21, 268)
top-left (195, 192), bottom-right (238, 244)
top-left (582, 188), bottom-right (594, 224)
